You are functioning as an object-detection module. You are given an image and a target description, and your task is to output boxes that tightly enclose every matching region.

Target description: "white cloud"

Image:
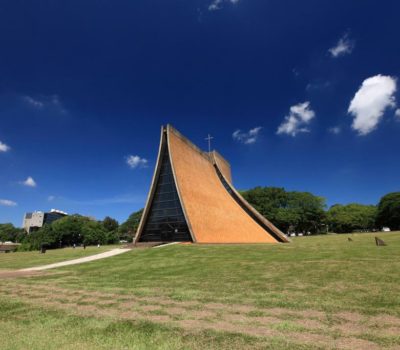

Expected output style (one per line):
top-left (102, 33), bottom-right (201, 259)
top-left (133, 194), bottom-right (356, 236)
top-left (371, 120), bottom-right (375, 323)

top-left (306, 80), bottom-right (331, 91)
top-left (348, 75), bottom-right (397, 135)
top-left (23, 94), bottom-right (66, 114)
top-left (21, 176), bottom-right (37, 187)
top-left (48, 195), bottom-right (56, 202)
top-left (23, 96), bottom-right (44, 109)
top-left (232, 127), bottom-right (262, 144)
top-left (0, 141), bottom-right (10, 152)
top-left (0, 199), bottom-right (17, 207)
top-left (208, 0), bottom-right (239, 11)
top-left (126, 155), bottom-right (148, 169)
top-left (329, 34), bottom-right (354, 58)
top-left (277, 102), bottom-right (316, 136)
top-left (328, 126), bottom-right (341, 135)
top-left (208, 0), bottom-right (222, 10)
top-left (395, 109), bottom-right (400, 119)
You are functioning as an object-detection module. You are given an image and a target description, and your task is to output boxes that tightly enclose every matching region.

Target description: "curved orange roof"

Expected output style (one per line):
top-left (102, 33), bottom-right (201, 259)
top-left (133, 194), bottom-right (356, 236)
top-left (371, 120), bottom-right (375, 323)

top-left (135, 125), bottom-right (289, 244)
top-left (168, 126), bottom-right (288, 243)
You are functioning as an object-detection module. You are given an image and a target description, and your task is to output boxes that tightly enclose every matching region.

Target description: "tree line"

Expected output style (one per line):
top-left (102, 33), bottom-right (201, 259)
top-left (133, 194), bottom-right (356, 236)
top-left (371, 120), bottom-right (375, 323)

top-left (1, 191), bottom-right (399, 249)
top-left (241, 188), bottom-right (400, 234)
top-left (0, 210), bottom-right (143, 250)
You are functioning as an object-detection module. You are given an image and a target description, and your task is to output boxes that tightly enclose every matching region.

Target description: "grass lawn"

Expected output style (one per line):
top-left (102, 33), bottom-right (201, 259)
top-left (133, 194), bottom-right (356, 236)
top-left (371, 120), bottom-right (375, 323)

top-left (1, 232), bottom-right (400, 349)
top-left (0, 245), bottom-right (120, 269)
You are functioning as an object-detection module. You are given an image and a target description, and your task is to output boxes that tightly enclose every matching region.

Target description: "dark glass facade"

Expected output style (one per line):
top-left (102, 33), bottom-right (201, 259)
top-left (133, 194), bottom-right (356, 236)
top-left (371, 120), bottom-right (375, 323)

top-left (139, 141), bottom-right (191, 242)
top-left (43, 212), bottom-right (66, 225)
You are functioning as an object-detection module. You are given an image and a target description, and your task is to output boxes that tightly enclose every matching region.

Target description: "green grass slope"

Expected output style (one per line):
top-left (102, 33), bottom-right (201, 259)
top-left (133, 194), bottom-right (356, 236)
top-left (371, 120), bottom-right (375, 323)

top-left (45, 232), bottom-right (400, 315)
top-left (1, 232), bottom-right (399, 349)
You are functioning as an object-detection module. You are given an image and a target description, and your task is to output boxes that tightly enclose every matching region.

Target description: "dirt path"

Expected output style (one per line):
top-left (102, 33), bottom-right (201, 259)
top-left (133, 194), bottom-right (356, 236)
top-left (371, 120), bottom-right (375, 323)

top-left (19, 248), bottom-right (131, 272)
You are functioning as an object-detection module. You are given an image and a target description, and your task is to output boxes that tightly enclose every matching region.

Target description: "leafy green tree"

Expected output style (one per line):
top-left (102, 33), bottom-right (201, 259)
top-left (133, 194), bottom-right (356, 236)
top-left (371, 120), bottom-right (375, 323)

top-left (105, 230), bottom-right (119, 244)
top-left (23, 214), bottom-right (114, 250)
top-left (25, 224), bottom-right (58, 250)
top-left (241, 187), bottom-right (287, 224)
top-left (50, 215), bottom-right (89, 246)
top-left (0, 223), bottom-right (25, 242)
top-left (327, 203), bottom-right (377, 233)
top-left (119, 209), bottom-right (143, 241)
top-left (241, 187), bottom-right (326, 233)
top-left (102, 216), bottom-right (119, 232)
top-left (102, 216), bottom-right (119, 243)
top-left (82, 221), bottom-right (107, 245)
top-left (376, 192), bottom-right (400, 230)
top-left (285, 192), bottom-right (326, 234)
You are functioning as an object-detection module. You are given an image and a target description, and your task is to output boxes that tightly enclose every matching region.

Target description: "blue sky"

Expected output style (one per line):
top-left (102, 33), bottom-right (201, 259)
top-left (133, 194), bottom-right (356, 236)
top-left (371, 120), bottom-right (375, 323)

top-left (1, 0), bottom-right (399, 226)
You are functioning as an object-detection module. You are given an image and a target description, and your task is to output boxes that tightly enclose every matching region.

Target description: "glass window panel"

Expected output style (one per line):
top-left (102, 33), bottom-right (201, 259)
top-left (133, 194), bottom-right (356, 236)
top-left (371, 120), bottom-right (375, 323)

top-left (139, 143), bottom-right (191, 242)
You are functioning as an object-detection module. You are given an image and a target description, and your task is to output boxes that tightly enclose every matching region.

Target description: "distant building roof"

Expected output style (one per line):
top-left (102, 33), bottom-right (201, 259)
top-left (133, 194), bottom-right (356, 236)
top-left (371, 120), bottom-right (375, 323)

top-left (50, 209), bottom-right (68, 215)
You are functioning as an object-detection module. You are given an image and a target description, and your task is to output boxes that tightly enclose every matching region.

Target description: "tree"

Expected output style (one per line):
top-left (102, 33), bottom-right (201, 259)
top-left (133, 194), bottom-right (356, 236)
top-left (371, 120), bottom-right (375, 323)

top-left (25, 224), bottom-right (57, 250)
top-left (50, 215), bottom-right (89, 246)
top-left (284, 192), bottom-right (326, 234)
top-left (0, 223), bottom-right (25, 242)
top-left (241, 187), bottom-right (287, 225)
top-left (82, 221), bottom-right (107, 245)
top-left (241, 187), bottom-right (326, 234)
top-left (376, 192), bottom-right (400, 230)
top-left (102, 216), bottom-right (119, 232)
top-left (119, 209), bottom-right (143, 241)
top-left (22, 214), bottom-right (114, 250)
top-left (327, 203), bottom-right (377, 233)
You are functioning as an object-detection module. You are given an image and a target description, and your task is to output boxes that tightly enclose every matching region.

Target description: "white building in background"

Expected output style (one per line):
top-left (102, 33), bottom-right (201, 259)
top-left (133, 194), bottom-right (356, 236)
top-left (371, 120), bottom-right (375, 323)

top-left (23, 209), bottom-right (68, 233)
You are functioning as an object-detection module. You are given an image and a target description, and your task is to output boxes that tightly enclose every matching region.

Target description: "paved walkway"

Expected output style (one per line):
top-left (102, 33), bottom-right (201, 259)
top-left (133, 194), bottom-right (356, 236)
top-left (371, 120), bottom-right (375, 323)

top-left (20, 248), bottom-right (131, 272)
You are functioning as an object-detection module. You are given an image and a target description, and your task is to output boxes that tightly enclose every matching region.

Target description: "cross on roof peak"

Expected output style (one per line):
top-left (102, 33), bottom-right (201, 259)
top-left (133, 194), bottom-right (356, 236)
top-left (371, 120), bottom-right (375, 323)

top-left (205, 134), bottom-right (214, 153)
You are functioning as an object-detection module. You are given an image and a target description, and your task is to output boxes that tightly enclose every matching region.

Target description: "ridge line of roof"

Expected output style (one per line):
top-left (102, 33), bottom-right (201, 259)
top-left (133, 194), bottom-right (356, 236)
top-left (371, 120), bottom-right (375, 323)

top-left (166, 125), bottom-right (231, 168)
top-left (166, 124), bottom-right (212, 163)
top-left (212, 150), bottom-right (231, 169)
